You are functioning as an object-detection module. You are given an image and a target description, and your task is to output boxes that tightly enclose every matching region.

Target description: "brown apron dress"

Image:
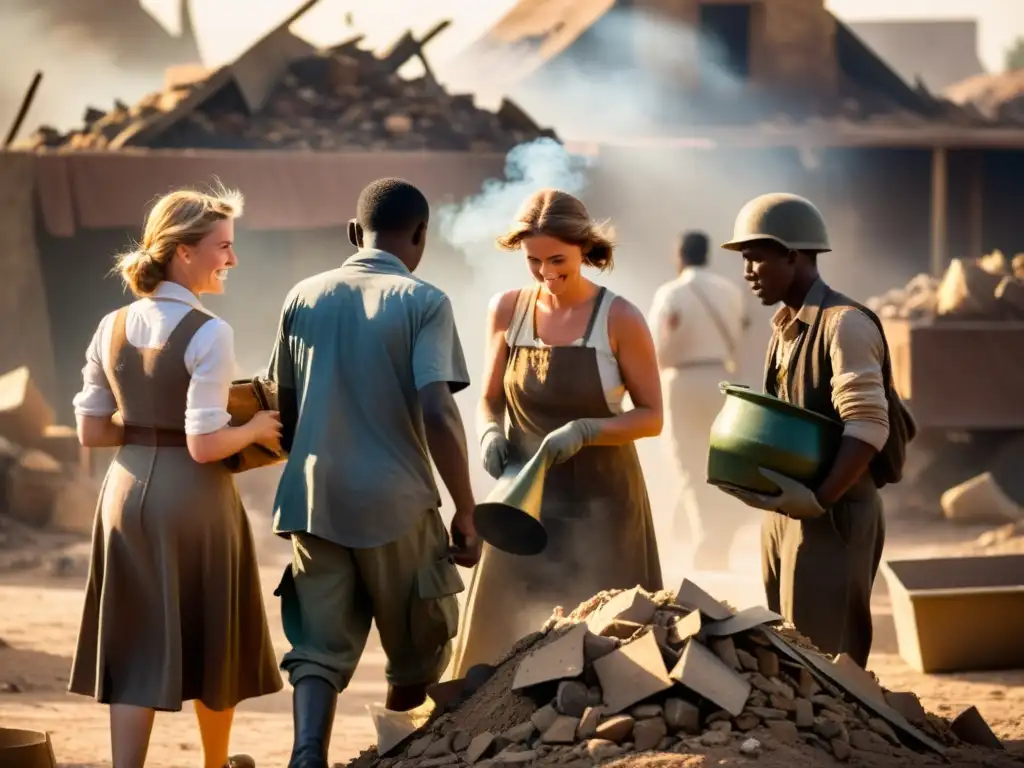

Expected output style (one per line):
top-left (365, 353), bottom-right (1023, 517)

top-left (449, 287), bottom-right (663, 678)
top-left (68, 298), bottom-right (283, 711)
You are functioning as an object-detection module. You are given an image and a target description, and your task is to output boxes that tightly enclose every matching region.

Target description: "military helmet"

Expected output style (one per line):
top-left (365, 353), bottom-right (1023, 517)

top-left (720, 193), bottom-right (831, 253)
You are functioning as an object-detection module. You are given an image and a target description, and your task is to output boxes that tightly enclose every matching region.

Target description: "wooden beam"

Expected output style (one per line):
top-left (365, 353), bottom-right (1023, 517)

top-left (967, 150), bottom-right (984, 258)
top-left (930, 147), bottom-right (948, 278)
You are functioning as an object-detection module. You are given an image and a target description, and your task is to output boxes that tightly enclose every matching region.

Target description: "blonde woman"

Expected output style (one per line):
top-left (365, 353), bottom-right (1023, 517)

top-left (69, 187), bottom-right (283, 768)
top-left (450, 189), bottom-right (665, 676)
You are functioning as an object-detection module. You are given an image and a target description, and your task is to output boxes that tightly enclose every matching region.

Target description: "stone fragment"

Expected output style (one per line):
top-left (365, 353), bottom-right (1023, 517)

top-left (795, 667), bottom-right (819, 698)
top-left (831, 737), bottom-right (852, 761)
top-left (735, 713), bottom-right (761, 731)
top-left (594, 632), bottom-right (672, 713)
top-left (657, 736), bottom-right (675, 750)
top-left (769, 693), bottom-right (796, 712)
top-left (408, 734), bottom-right (434, 758)
top-left (577, 706), bottom-right (603, 740)
top-left (813, 718), bottom-right (843, 740)
top-left (736, 648), bottom-right (759, 672)
top-left (584, 739), bottom-right (623, 761)
top-left (883, 691), bottom-right (927, 724)
top-left (709, 721), bottom-right (732, 733)
top-left (740, 737), bottom-right (761, 755)
top-left (849, 729), bottom-right (892, 755)
top-left (541, 716), bottom-right (580, 745)
top-left (595, 714), bottom-right (634, 744)
top-left (663, 698), bottom-right (700, 734)
top-left (423, 732), bottom-right (454, 757)
top-left (794, 698), bottom-right (815, 728)
top-left (502, 721), bottom-right (536, 744)
top-left (556, 680), bottom-right (590, 717)
top-left (583, 632), bottom-right (619, 663)
top-left (466, 732), bottom-right (496, 764)
top-left (419, 756), bottom-right (457, 767)
top-left (747, 707), bottom-right (787, 720)
top-left (531, 704), bottom-right (559, 734)
top-left (710, 637), bottom-right (741, 670)
top-left (700, 730), bottom-right (730, 747)
top-left (631, 703), bottom-right (663, 719)
top-left (452, 730), bottom-right (472, 753)
top-left (706, 710), bottom-right (731, 724)
top-left (755, 647), bottom-right (780, 678)
top-left (767, 719), bottom-right (799, 745)
top-left (633, 716), bottom-right (668, 751)
top-left (868, 717), bottom-right (901, 747)
top-left (493, 748), bottom-right (538, 763)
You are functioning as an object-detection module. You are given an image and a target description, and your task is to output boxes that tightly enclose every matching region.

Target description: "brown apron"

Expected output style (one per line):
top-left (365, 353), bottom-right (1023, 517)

top-left (449, 286), bottom-right (663, 678)
top-left (68, 298), bottom-right (282, 711)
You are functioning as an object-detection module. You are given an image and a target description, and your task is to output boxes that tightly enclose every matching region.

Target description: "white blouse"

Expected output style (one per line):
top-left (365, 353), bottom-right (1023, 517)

top-left (71, 281), bottom-right (237, 436)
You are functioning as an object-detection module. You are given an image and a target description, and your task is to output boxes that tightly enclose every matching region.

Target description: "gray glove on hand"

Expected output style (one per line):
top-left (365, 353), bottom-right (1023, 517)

top-left (721, 467), bottom-right (826, 520)
top-left (541, 418), bottom-right (601, 464)
top-left (480, 423), bottom-right (511, 479)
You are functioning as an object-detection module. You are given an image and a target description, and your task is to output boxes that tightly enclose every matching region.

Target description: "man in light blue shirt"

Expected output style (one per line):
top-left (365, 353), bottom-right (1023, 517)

top-left (268, 178), bottom-right (479, 768)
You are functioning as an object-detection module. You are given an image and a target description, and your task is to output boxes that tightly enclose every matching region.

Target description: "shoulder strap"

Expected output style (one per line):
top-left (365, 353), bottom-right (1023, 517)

top-left (164, 308), bottom-right (216, 365)
top-left (507, 287), bottom-right (536, 347)
top-left (581, 287), bottom-right (609, 346)
top-left (690, 281), bottom-right (737, 371)
top-left (104, 307), bottom-right (131, 411)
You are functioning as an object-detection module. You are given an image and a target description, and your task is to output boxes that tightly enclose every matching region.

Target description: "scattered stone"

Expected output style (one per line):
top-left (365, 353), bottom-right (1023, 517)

top-left (631, 703), bottom-right (663, 719)
top-left (767, 719), bottom-right (800, 745)
top-left (632, 717), bottom-right (668, 751)
top-left (756, 648), bottom-right (780, 678)
top-left (555, 680), bottom-right (589, 717)
top-left (710, 637), bottom-right (741, 670)
top-left (466, 733), bottom-right (495, 764)
top-left (740, 738), bottom-right (762, 756)
top-left (700, 730), bottom-right (730, 747)
top-left (541, 716), bottom-right (580, 745)
top-left (493, 748), bottom-right (538, 763)
top-left (531, 705), bottom-right (559, 734)
top-left (452, 730), bottom-right (472, 753)
top-left (769, 693), bottom-right (796, 712)
top-left (794, 698), bottom-right (815, 728)
top-left (708, 721), bottom-right (732, 734)
top-left (849, 729), bottom-right (893, 755)
top-left (502, 722), bottom-right (536, 744)
top-left (831, 737), bottom-right (852, 761)
top-left (584, 739), bottom-right (623, 761)
top-left (583, 632), bottom-right (619, 663)
top-left (577, 707), bottom-right (603, 740)
top-left (663, 698), bottom-right (700, 734)
top-left (595, 715), bottom-right (634, 744)
top-left (423, 732), bottom-right (454, 757)
top-left (735, 713), bottom-right (761, 731)
top-left (748, 707), bottom-right (788, 721)
top-left (736, 648), bottom-right (759, 672)
top-left (813, 718), bottom-right (844, 740)
top-left (869, 717), bottom-right (902, 747)
top-left (407, 734), bottom-right (434, 759)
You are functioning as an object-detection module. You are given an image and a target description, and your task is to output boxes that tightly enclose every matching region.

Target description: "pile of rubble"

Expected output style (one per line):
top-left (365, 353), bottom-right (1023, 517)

top-left (0, 366), bottom-right (96, 576)
top-left (867, 250), bottom-right (1024, 321)
top-left (20, 28), bottom-right (557, 153)
top-left (347, 584), bottom-right (1015, 768)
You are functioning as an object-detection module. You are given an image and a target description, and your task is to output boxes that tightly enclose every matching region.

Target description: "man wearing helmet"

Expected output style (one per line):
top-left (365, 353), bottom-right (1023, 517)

top-left (718, 193), bottom-right (913, 668)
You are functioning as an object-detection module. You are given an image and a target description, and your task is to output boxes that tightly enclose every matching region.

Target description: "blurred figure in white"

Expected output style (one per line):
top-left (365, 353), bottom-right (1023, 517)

top-left (648, 231), bottom-right (750, 571)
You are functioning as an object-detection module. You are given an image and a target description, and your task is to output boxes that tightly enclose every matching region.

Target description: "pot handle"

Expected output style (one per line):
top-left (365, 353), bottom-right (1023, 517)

top-left (718, 381), bottom-right (750, 394)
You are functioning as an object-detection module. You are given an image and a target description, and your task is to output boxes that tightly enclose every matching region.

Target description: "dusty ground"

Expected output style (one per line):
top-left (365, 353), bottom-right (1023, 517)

top-left (0, 508), bottom-right (1022, 767)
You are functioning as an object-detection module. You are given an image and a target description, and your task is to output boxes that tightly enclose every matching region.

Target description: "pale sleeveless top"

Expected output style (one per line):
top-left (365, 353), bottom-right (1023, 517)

top-left (504, 287), bottom-right (626, 414)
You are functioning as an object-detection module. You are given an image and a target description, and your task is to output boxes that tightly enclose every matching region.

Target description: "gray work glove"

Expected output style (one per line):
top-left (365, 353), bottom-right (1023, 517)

top-left (480, 423), bottom-right (511, 479)
top-left (720, 467), bottom-right (826, 520)
top-left (541, 418), bottom-right (602, 465)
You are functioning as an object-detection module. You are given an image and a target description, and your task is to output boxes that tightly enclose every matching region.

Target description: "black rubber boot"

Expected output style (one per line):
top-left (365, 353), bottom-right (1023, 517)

top-left (288, 677), bottom-right (338, 768)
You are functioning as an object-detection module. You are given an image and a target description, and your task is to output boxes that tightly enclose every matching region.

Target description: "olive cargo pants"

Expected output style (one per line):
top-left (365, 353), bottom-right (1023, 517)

top-left (761, 485), bottom-right (885, 668)
top-left (275, 509), bottom-right (465, 691)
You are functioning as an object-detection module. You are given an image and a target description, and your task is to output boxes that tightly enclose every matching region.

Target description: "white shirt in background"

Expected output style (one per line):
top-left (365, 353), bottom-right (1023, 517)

top-left (647, 266), bottom-right (748, 369)
top-left (71, 280), bottom-right (236, 435)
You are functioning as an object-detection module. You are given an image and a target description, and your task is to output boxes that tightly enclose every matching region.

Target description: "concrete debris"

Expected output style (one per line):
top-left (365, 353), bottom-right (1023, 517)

top-left (0, 366), bottom-right (97, 555)
top-left (867, 250), bottom-right (1024, 322)
top-left (346, 585), bottom-right (1014, 768)
top-left (18, 33), bottom-right (557, 153)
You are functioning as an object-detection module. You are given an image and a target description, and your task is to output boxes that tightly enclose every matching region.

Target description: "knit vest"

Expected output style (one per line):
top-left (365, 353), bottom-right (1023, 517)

top-left (763, 283), bottom-right (916, 489)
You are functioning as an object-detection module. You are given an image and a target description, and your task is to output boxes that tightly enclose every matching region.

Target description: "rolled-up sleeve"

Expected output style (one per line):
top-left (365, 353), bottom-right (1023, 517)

top-left (829, 308), bottom-right (890, 451)
top-left (183, 319), bottom-right (236, 436)
top-left (72, 314), bottom-right (118, 418)
top-left (413, 294), bottom-right (470, 394)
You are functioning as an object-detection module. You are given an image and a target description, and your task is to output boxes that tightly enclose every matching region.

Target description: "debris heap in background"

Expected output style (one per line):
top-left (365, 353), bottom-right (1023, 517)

top-left (0, 366), bottom-right (97, 577)
top-left (20, 24), bottom-right (557, 153)
top-left (347, 584), bottom-right (1015, 768)
top-left (867, 250), bottom-right (1024, 321)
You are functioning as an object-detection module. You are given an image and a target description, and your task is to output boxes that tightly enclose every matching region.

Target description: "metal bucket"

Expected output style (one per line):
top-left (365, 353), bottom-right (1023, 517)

top-left (707, 382), bottom-right (842, 494)
top-left (0, 728), bottom-right (57, 768)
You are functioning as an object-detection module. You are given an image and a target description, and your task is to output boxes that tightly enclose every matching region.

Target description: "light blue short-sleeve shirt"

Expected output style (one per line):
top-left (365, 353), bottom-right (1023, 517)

top-left (269, 249), bottom-right (470, 548)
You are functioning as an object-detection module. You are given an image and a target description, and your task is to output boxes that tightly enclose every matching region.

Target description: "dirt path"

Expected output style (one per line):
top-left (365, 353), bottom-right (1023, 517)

top-left (0, 516), bottom-right (1021, 767)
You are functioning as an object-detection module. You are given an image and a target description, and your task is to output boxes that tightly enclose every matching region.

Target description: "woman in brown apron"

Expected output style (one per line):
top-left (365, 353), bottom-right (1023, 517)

top-left (68, 188), bottom-right (283, 768)
top-left (450, 189), bottom-right (664, 677)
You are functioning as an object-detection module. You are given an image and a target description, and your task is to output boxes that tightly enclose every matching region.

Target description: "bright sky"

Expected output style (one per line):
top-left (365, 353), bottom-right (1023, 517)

top-left (141, 0), bottom-right (1024, 74)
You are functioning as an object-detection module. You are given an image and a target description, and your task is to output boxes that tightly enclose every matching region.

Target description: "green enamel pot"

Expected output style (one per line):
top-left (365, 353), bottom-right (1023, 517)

top-left (706, 382), bottom-right (843, 494)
